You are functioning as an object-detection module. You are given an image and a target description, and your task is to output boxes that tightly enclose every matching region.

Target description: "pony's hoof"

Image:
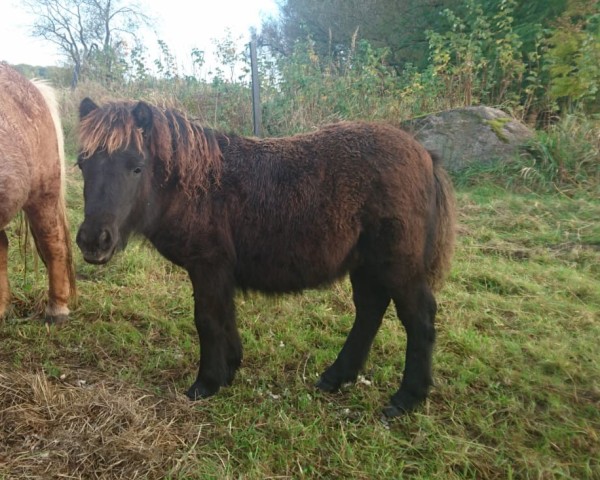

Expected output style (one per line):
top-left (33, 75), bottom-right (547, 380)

top-left (44, 314), bottom-right (69, 326)
top-left (186, 381), bottom-right (220, 400)
top-left (382, 404), bottom-right (409, 418)
top-left (315, 376), bottom-right (341, 393)
top-left (384, 391), bottom-right (426, 417)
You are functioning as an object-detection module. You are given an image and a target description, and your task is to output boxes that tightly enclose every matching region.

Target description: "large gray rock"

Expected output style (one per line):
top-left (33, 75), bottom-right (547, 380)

top-left (402, 106), bottom-right (534, 172)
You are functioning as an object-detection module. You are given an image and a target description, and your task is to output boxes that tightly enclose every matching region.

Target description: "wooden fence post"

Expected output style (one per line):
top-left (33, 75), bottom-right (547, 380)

top-left (250, 34), bottom-right (262, 137)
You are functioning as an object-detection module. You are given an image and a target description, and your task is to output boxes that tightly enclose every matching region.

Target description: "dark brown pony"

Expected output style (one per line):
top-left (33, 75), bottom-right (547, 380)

top-left (0, 63), bottom-right (76, 324)
top-left (76, 97), bottom-right (456, 416)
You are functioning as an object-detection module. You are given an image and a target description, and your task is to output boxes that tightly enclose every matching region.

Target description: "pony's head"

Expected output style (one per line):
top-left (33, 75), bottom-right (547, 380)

top-left (76, 97), bottom-right (222, 264)
top-left (76, 98), bottom-right (154, 264)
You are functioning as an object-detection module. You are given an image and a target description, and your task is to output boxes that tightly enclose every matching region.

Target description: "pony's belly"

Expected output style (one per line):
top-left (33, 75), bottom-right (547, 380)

top-left (235, 245), bottom-right (358, 293)
top-left (236, 268), bottom-right (342, 293)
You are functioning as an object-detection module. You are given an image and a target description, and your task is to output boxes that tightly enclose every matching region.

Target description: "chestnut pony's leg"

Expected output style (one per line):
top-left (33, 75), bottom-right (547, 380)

top-left (0, 230), bottom-right (9, 319)
top-left (24, 201), bottom-right (72, 325)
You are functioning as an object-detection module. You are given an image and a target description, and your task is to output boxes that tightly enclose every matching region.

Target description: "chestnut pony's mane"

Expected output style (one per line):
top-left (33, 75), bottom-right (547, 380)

top-left (79, 101), bottom-right (222, 197)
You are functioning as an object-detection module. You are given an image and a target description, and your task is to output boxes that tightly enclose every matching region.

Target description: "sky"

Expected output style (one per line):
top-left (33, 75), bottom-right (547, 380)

top-left (0, 0), bottom-right (279, 72)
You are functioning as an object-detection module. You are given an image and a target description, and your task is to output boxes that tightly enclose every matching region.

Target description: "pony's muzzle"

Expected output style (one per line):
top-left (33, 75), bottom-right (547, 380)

top-left (76, 221), bottom-right (118, 264)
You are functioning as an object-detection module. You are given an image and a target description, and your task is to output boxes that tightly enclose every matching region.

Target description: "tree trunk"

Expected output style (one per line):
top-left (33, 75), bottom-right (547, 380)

top-left (71, 61), bottom-right (81, 90)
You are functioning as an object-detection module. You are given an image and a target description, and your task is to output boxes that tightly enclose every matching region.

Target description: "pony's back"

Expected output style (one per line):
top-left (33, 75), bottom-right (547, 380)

top-left (0, 63), bottom-right (64, 192)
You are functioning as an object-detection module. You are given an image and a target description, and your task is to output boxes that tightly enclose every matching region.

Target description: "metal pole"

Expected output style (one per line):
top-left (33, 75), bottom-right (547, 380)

top-left (250, 36), bottom-right (262, 137)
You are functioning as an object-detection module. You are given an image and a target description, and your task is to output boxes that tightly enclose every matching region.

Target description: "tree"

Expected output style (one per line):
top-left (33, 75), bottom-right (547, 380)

top-left (24, 0), bottom-right (152, 87)
top-left (261, 0), bottom-right (461, 71)
top-left (544, 0), bottom-right (600, 112)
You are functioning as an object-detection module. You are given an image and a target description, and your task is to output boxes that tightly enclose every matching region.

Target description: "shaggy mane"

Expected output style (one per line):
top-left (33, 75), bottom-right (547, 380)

top-left (79, 101), bottom-right (222, 197)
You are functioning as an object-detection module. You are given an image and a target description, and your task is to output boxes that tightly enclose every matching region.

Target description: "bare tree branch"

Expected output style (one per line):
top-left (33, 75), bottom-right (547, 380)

top-left (23, 0), bottom-right (154, 86)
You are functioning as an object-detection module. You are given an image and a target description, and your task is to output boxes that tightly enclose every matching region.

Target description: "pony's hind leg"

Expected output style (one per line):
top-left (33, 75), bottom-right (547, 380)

top-left (0, 172), bottom-right (29, 320)
top-left (316, 267), bottom-right (391, 392)
top-left (24, 204), bottom-right (72, 324)
top-left (384, 277), bottom-right (437, 417)
top-left (0, 230), bottom-right (9, 319)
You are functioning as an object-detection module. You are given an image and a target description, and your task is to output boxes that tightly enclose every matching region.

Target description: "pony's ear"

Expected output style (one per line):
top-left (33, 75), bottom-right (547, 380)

top-left (132, 101), bottom-right (153, 134)
top-left (79, 97), bottom-right (98, 119)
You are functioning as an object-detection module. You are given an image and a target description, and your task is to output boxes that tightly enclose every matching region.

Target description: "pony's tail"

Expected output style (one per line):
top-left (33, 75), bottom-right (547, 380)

top-left (426, 151), bottom-right (456, 291)
top-left (30, 80), bottom-right (77, 304)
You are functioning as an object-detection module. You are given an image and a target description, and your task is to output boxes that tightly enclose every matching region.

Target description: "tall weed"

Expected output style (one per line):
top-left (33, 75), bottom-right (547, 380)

top-left (520, 114), bottom-right (600, 193)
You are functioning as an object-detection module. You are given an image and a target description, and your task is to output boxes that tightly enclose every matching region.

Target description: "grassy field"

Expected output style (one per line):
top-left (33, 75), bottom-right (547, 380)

top-left (1, 164), bottom-right (599, 479)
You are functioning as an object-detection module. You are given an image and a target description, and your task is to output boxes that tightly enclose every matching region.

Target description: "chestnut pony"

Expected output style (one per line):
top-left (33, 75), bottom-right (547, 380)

top-left (0, 63), bottom-right (75, 324)
top-left (76, 97), bottom-right (456, 416)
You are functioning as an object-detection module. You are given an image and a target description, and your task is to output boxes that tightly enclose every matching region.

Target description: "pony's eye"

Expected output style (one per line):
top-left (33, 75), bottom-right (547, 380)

top-left (133, 167), bottom-right (143, 174)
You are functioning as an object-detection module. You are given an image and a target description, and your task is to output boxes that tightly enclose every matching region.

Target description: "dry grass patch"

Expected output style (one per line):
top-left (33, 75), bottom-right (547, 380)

top-left (0, 364), bottom-right (212, 479)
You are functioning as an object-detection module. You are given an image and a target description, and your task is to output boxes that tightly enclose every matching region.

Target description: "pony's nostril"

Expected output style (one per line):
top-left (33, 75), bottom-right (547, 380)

top-left (76, 228), bottom-right (89, 246)
top-left (98, 229), bottom-right (112, 250)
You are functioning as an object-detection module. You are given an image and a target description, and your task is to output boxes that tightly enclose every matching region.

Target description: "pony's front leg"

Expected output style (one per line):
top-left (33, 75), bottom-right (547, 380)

top-left (186, 266), bottom-right (242, 400)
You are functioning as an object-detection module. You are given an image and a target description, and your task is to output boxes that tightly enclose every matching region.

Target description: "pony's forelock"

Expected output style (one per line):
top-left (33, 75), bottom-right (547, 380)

top-left (79, 102), bottom-right (144, 159)
top-left (78, 101), bottom-right (222, 197)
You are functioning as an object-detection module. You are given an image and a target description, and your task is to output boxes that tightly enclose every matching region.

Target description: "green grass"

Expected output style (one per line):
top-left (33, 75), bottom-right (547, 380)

top-left (1, 165), bottom-right (599, 479)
